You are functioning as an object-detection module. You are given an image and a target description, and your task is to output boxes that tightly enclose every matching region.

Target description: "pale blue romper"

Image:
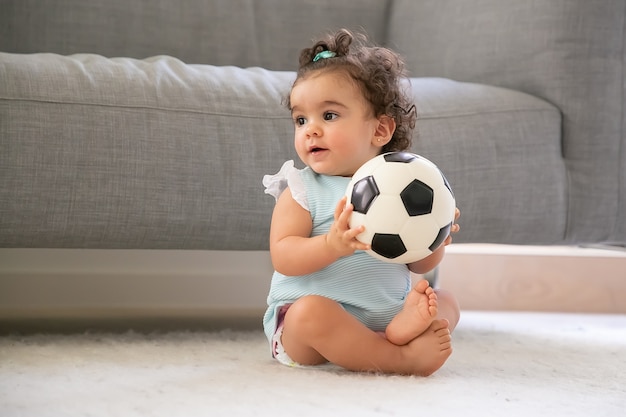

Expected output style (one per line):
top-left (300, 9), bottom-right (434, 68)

top-left (262, 161), bottom-right (411, 362)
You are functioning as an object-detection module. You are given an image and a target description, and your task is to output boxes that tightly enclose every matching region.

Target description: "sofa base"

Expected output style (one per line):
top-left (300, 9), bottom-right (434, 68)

top-left (1, 245), bottom-right (624, 333)
top-left (0, 249), bottom-right (272, 333)
top-left (0, 308), bottom-right (265, 334)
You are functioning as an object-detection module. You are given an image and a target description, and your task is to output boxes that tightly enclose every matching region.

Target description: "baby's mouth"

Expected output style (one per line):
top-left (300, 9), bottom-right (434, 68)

top-left (310, 147), bottom-right (326, 154)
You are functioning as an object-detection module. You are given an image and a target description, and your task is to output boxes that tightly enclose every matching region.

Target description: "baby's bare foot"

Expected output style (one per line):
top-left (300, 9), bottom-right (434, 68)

top-left (386, 279), bottom-right (438, 345)
top-left (402, 319), bottom-right (452, 376)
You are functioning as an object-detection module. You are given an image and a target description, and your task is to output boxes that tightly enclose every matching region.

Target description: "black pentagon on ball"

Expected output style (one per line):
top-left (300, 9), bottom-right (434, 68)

top-left (429, 222), bottom-right (452, 252)
top-left (383, 151), bottom-right (417, 163)
top-left (400, 179), bottom-right (434, 216)
top-left (371, 233), bottom-right (407, 259)
top-left (351, 175), bottom-right (380, 214)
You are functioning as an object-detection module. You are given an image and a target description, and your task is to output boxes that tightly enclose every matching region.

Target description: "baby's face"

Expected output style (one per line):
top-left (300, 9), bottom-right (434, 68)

top-left (289, 71), bottom-right (385, 177)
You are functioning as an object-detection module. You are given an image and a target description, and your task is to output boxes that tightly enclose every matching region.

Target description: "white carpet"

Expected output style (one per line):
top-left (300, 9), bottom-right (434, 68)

top-left (1, 311), bottom-right (625, 417)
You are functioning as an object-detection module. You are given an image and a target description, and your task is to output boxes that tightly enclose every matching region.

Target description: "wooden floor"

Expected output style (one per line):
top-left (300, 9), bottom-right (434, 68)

top-left (428, 244), bottom-right (626, 314)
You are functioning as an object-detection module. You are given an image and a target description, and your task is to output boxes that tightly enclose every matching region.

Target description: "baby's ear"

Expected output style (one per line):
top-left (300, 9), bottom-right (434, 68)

top-left (373, 115), bottom-right (396, 147)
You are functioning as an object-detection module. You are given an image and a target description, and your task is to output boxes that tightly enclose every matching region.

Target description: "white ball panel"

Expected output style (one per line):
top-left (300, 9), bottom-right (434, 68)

top-left (361, 194), bottom-right (408, 234)
top-left (370, 163), bottom-right (413, 195)
top-left (430, 187), bottom-right (456, 226)
top-left (407, 159), bottom-right (445, 190)
top-left (351, 155), bottom-right (386, 183)
top-left (399, 216), bottom-right (442, 251)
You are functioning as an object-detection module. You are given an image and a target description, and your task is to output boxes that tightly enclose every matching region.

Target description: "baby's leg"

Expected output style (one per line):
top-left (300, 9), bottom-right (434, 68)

top-left (280, 295), bottom-right (451, 375)
top-left (385, 279), bottom-right (438, 346)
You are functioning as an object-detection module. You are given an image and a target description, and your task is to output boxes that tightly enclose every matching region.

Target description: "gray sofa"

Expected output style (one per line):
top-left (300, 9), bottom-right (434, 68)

top-left (1, 0), bottom-right (624, 330)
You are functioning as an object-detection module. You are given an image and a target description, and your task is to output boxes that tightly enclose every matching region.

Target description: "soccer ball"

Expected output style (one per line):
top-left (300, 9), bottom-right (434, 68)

top-left (345, 151), bottom-right (456, 264)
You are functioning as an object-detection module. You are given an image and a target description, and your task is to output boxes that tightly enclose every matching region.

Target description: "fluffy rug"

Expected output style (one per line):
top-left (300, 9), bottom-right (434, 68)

top-left (1, 311), bottom-right (624, 417)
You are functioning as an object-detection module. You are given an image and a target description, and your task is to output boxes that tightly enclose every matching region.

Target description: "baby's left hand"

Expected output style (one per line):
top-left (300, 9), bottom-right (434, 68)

top-left (443, 208), bottom-right (461, 246)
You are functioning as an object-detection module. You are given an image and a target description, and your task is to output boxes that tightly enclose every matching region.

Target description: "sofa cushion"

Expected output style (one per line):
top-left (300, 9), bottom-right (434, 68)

top-left (388, 0), bottom-right (625, 244)
top-left (0, 0), bottom-right (389, 70)
top-left (410, 79), bottom-right (565, 244)
top-left (0, 53), bottom-right (296, 249)
top-left (0, 53), bottom-right (563, 249)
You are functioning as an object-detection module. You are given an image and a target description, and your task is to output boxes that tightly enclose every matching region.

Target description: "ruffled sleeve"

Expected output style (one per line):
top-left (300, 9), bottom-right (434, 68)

top-left (262, 160), bottom-right (309, 211)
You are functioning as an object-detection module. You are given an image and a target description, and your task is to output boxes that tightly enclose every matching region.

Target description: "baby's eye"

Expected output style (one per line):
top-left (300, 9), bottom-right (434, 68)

top-left (324, 112), bottom-right (338, 121)
top-left (294, 116), bottom-right (306, 126)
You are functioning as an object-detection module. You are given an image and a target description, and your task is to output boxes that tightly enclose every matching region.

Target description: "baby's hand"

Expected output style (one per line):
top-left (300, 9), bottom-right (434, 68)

top-left (326, 196), bottom-right (371, 257)
top-left (444, 208), bottom-right (461, 246)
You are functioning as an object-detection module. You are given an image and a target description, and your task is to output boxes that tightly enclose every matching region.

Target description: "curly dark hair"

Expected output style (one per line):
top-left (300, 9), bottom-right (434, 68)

top-left (287, 28), bottom-right (417, 153)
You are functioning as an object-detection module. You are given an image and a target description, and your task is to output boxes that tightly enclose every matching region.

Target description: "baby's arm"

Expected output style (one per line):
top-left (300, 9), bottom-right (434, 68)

top-left (269, 188), bottom-right (369, 276)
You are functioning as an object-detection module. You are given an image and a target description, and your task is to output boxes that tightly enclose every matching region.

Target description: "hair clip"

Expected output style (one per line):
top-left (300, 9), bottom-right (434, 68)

top-left (313, 50), bottom-right (337, 62)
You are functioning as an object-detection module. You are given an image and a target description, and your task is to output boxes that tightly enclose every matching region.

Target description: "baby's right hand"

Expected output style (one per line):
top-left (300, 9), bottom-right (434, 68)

top-left (326, 196), bottom-right (371, 257)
